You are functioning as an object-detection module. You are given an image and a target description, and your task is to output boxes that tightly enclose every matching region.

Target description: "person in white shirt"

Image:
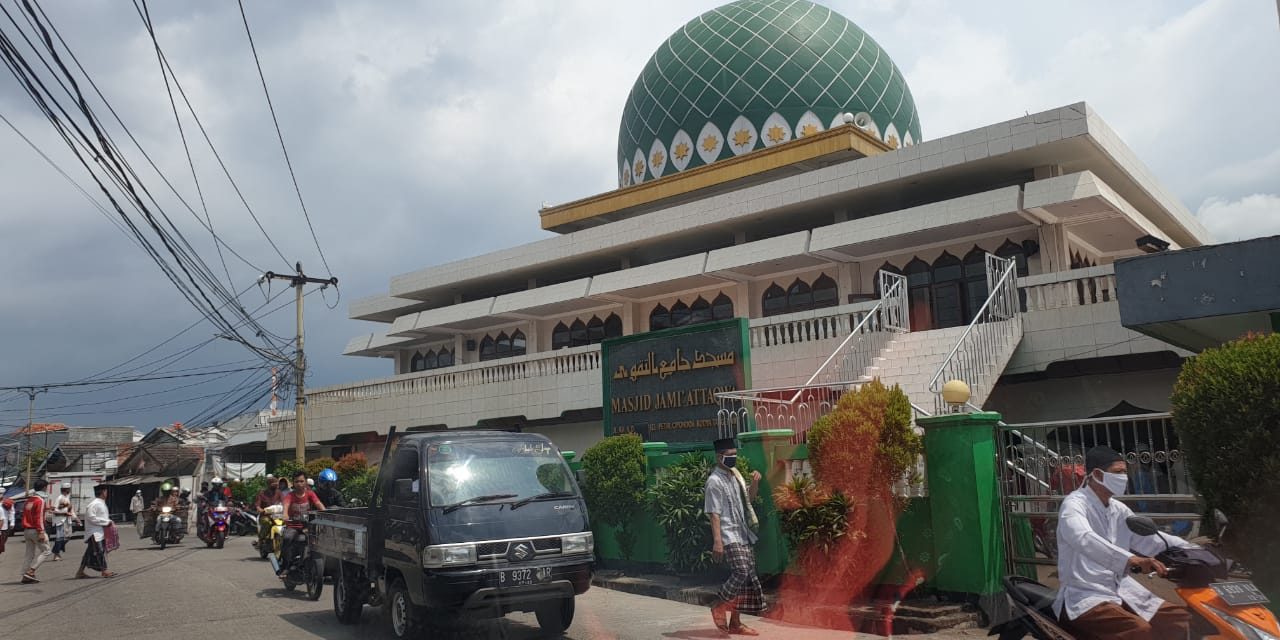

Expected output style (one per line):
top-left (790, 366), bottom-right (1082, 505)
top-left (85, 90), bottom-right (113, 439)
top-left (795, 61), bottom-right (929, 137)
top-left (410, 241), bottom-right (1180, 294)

top-left (0, 497), bottom-right (15, 555)
top-left (51, 486), bottom-right (76, 560)
top-left (129, 490), bottom-right (145, 522)
top-left (75, 485), bottom-right (114, 579)
top-left (1054, 445), bottom-right (1193, 639)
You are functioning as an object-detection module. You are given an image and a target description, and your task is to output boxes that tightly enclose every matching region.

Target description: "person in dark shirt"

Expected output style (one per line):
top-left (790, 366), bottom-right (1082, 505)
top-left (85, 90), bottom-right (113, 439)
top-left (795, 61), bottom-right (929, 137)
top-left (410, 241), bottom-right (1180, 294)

top-left (314, 468), bottom-right (344, 508)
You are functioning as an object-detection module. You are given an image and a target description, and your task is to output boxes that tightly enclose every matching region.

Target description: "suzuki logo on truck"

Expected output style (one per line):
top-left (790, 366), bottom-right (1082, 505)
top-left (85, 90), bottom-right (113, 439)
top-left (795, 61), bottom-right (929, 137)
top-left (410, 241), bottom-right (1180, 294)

top-left (509, 542), bottom-right (533, 561)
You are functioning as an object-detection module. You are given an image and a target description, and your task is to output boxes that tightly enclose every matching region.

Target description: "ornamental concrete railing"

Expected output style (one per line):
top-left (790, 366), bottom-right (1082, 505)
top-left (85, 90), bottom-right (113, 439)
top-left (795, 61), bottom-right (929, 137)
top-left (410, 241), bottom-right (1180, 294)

top-left (1018, 264), bottom-right (1117, 312)
top-left (746, 298), bottom-right (880, 348)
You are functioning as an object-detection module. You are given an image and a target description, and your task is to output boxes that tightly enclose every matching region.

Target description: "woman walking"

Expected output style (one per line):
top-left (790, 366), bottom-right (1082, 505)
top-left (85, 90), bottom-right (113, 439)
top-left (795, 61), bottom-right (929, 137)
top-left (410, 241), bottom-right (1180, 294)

top-left (75, 485), bottom-right (115, 579)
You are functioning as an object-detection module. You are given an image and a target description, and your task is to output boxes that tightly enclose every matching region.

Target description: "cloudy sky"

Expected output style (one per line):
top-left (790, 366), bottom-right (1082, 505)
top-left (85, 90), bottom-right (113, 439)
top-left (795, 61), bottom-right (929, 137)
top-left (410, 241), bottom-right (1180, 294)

top-left (0, 0), bottom-right (1276, 436)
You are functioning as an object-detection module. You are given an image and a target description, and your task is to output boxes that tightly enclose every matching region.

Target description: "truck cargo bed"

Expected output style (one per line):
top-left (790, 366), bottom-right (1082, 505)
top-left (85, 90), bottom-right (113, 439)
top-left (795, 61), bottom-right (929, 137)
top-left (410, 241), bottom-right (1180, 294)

top-left (311, 507), bottom-right (375, 563)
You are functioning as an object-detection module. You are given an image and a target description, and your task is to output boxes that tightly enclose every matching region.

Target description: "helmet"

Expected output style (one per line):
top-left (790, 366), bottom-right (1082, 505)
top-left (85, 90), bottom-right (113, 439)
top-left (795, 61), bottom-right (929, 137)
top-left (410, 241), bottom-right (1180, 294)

top-left (211, 477), bottom-right (223, 485)
top-left (307, 478), bottom-right (315, 487)
top-left (319, 468), bottom-right (338, 483)
top-left (161, 482), bottom-right (172, 492)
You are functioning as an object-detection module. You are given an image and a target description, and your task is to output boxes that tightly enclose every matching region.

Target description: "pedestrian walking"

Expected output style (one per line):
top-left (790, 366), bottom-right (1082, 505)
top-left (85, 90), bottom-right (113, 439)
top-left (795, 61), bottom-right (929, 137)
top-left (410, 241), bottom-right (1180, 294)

top-left (705, 438), bottom-right (763, 636)
top-left (129, 489), bottom-right (145, 524)
top-left (51, 485), bottom-right (76, 560)
top-left (0, 497), bottom-right (15, 555)
top-left (75, 485), bottom-right (115, 579)
top-left (21, 479), bottom-right (52, 583)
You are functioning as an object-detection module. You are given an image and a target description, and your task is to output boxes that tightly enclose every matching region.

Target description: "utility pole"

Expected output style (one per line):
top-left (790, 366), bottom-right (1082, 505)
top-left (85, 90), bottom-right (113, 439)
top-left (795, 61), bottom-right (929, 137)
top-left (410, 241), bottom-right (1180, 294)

top-left (264, 262), bottom-right (338, 465)
top-left (19, 387), bottom-right (48, 490)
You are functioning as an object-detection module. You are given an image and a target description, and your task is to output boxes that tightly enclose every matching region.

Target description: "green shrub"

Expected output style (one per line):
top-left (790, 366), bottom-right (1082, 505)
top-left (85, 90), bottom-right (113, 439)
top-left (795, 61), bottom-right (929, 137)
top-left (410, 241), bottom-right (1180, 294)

top-left (808, 379), bottom-right (922, 497)
top-left (580, 434), bottom-right (646, 560)
top-left (648, 454), bottom-right (715, 573)
top-left (230, 475), bottom-right (268, 504)
top-left (1171, 332), bottom-right (1280, 595)
top-left (774, 476), bottom-right (850, 557)
top-left (272, 458), bottom-right (303, 481)
top-left (339, 466), bottom-right (380, 506)
top-left (333, 452), bottom-right (369, 479)
top-left (304, 456), bottom-right (337, 479)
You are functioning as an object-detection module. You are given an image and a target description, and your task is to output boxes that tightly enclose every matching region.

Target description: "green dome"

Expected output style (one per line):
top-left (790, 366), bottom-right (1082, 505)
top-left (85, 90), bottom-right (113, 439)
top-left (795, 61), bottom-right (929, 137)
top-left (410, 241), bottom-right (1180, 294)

top-left (618, 0), bottom-right (921, 187)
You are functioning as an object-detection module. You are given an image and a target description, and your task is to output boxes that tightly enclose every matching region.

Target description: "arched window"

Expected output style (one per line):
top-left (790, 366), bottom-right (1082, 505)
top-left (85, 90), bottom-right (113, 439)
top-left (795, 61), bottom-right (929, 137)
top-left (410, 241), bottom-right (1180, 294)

top-left (649, 304), bottom-right (671, 331)
top-left (479, 336), bottom-right (496, 361)
top-left (409, 351), bottom-right (425, 372)
top-left (962, 246), bottom-right (988, 323)
top-left (570, 319), bottom-right (589, 347)
top-left (904, 258), bottom-right (932, 331)
top-left (495, 331), bottom-right (512, 356)
top-left (587, 316), bottom-right (605, 343)
top-left (670, 300), bottom-right (691, 327)
top-left (762, 283), bottom-right (787, 317)
top-left (995, 239), bottom-right (1029, 277)
top-left (812, 274), bottom-right (838, 309)
top-left (603, 313), bottom-right (623, 338)
top-left (690, 297), bottom-right (713, 324)
top-left (511, 330), bottom-right (526, 356)
top-left (437, 347), bottom-right (454, 368)
top-left (787, 279), bottom-right (813, 313)
top-left (712, 293), bottom-right (734, 320)
top-left (551, 322), bottom-right (570, 350)
top-left (424, 349), bottom-right (438, 370)
top-left (931, 252), bottom-right (964, 329)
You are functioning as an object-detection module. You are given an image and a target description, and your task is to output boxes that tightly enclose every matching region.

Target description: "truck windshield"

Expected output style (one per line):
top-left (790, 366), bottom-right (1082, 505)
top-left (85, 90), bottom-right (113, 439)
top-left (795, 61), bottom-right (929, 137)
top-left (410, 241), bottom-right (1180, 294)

top-left (425, 440), bottom-right (577, 508)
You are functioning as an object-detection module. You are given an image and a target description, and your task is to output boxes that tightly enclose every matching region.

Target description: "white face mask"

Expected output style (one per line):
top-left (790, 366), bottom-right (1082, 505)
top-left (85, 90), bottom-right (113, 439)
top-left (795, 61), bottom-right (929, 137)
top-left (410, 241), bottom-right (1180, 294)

top-left (1095, 470), bottom-right (1129, 496)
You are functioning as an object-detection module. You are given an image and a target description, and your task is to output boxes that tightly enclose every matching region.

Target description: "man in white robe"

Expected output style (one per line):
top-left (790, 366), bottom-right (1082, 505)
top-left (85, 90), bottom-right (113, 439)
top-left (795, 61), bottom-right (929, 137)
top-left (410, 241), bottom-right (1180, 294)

top-left (1054, 445), bottom-right (1193, 639)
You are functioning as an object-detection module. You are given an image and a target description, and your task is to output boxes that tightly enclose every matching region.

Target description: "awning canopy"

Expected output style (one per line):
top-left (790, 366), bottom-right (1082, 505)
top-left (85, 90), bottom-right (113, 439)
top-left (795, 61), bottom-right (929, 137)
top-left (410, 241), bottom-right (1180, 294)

top-left (102, 474), bottom-right (163, 486)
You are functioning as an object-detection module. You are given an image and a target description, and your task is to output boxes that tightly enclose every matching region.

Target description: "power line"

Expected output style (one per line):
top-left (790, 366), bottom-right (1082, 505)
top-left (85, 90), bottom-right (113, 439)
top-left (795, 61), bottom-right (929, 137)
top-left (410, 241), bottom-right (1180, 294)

top-left (0, 366), bottom-right (270, 392)
top-left (236, 0), bottom-right (331, 278)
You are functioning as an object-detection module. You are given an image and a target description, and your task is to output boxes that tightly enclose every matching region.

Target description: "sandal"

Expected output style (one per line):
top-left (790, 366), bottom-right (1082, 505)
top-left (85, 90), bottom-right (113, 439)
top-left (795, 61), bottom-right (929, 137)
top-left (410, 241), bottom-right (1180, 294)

top-left (728, 624), bottom-right (760, 636)
top-left (101, 571), bottom-right (116, 578)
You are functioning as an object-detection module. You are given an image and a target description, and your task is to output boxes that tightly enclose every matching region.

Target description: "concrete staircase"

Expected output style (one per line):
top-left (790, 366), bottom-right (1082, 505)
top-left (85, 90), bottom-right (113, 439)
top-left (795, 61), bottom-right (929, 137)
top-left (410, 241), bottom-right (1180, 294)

top-left (860, 326), bottom-right (970, 411)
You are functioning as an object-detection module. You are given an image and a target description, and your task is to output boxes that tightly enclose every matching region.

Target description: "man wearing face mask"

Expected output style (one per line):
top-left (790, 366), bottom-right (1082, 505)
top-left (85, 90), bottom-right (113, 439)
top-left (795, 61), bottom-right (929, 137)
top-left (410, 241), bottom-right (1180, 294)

top-left (704, 438), bottom-right (763, 636)
top-left (1054, 445), bottom-right (1195, 639)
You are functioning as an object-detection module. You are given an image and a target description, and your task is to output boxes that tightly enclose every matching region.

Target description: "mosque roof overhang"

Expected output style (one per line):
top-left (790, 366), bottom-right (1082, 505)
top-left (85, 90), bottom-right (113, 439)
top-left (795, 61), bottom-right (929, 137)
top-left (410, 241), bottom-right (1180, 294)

top-left (358, 104), bottom-right (1209, 325)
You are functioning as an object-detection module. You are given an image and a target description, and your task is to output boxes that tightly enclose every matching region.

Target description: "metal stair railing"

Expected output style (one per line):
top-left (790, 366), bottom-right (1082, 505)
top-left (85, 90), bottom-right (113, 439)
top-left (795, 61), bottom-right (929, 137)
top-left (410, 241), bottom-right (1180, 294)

top-left (716, 270), bottom-right (909, 442)
top-left (927, 254), bottom-right (1022, 415)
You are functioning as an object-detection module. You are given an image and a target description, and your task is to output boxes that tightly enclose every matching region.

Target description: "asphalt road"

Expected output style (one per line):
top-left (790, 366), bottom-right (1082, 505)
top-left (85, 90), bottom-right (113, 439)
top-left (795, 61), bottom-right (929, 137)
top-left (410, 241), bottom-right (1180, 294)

top-left (0, 533), bottom-right (983, 639)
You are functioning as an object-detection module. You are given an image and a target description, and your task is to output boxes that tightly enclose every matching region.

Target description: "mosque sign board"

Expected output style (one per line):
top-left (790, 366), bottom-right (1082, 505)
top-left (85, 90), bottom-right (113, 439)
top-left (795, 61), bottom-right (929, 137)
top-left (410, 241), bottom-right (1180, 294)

top-left (601, 318), bottom-right (750, 444)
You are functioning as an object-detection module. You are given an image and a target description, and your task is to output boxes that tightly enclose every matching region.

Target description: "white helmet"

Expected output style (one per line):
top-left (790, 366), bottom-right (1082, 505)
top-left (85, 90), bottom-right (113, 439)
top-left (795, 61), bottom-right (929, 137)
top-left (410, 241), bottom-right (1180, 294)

top-left (307, 478), bottom-right (315, 487)
top-left (211, 477), bottom-right (223, 484)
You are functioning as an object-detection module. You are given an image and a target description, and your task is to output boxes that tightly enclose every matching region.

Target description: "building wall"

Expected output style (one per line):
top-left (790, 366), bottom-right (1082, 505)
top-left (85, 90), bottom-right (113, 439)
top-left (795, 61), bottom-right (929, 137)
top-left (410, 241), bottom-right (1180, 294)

top-left (1006, 300), bottom-right (1190, 375)
top-left (522, 421), bottom-right (603, 458)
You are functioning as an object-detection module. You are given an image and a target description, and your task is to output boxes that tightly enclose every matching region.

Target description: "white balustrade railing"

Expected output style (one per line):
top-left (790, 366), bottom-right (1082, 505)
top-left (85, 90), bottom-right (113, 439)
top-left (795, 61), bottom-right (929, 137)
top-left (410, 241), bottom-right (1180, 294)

top-left (304, 344), bottom-right (601, 405)
top-left (716, 270), bottom-right (910, 443)
top-left (1018, 264), bottom-right (1116, 312)
top-left (748, 300), bottom-right (879, 348)
top-left (928, 254), bottom-right (1022, 414)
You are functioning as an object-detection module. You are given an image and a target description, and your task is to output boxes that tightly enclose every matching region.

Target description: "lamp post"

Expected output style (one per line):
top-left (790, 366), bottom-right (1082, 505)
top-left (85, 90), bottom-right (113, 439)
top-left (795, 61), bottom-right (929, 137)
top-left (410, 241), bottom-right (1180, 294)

top-left (941, 379), bottom-right (971, 414)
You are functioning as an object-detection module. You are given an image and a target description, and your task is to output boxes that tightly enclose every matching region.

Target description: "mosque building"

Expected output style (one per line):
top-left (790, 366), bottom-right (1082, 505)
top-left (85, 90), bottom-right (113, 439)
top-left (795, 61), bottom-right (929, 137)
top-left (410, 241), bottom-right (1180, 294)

top-left (267, 0), bottom-right (1208, 460)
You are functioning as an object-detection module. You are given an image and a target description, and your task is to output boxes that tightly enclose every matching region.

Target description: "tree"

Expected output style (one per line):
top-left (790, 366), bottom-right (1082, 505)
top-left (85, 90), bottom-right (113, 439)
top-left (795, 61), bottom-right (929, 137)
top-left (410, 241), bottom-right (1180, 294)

top-left (580, 434), bottom-right (645, 560)
top-left (1171, 332), bottom-right (1280, 597)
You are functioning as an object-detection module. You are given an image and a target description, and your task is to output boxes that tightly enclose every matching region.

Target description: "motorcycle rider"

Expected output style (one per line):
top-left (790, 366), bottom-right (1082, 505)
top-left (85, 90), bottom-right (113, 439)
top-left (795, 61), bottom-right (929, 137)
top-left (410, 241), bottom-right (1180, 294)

top-left (277, 471), bottom-right (325, 578)
top-left (153, 485), bottom-right (185, 533)
top-left (314, 468), bottom-right (344, 508)
top-left (199, 477), bottom-right (230, 539)
top-left (254, 477), bottom-right (285, 512)
top-left (1054, 446), bottom-right (1196, 639)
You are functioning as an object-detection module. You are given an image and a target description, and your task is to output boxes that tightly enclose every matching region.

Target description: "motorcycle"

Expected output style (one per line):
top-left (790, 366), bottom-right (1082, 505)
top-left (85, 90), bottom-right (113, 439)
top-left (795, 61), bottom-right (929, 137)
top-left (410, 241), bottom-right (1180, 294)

top-left (991, 512), bottom-right (1278, 640)
top-left (269, 519), bottom-right (324, 601)
top-left (152, 506), bottom-right (185, 550)
top-left (255, 504), bottom-right (285, 560)
top-left (200, 505), bottom-right (231, 548)
top-left (230, 503), bottom-right (257, 537)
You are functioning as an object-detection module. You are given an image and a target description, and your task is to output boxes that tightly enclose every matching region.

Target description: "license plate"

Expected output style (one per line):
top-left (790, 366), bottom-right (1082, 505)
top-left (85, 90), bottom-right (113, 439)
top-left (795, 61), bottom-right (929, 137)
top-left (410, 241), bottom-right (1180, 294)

top-left (1212, 581), bottom-right (1270, 606)
top-left (497, 566), bottom-right (553, 587)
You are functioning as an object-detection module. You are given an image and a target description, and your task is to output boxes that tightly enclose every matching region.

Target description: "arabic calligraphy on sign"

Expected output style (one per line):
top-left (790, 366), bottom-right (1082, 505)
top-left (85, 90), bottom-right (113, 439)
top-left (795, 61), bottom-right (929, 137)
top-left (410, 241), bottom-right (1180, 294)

top-left (611, 348), bottom-right (737, 382)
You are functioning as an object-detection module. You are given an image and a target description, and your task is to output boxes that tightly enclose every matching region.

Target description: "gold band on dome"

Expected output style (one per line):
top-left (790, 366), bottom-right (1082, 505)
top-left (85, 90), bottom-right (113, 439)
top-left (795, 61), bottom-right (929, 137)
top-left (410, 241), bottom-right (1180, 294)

top-left (541, 125), bottom-right (889, 232)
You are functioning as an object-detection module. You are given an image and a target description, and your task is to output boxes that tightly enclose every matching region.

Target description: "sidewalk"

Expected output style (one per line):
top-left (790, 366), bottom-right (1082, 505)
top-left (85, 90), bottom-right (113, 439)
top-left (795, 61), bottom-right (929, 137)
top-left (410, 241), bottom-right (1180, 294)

top-left (591, 570), bottom-right (990, 638)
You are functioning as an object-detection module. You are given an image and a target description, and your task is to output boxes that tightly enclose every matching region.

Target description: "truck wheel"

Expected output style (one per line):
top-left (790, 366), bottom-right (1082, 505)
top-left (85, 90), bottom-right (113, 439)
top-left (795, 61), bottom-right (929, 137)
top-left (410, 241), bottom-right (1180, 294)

top-left (385, 578), bottom-right (424, 639)
top-left (333, 563), bottom-right (364, 624)
top-left (535, 597), bottom-right (575, 635)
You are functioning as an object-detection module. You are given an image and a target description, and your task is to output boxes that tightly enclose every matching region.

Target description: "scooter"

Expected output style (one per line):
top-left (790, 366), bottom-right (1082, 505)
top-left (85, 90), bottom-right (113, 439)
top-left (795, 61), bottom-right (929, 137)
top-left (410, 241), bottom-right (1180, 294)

top-left (230, 503), bottom-right (257, 537)
top-left (254, 504), bottom-right (285, 560)
top-left (200, 505), bottom-right (230, 548)
top-left (152, 506), bottom-right (185, 550)
top-left (991, 512), bottom-right (1278, 640)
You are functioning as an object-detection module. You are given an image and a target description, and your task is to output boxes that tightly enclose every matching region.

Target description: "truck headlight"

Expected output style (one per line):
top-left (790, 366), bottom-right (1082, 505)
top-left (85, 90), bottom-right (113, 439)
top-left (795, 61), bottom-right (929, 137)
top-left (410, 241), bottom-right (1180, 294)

top-left (562, 532), bottom-right (593, 556)
top-left (422, 544), bottom-right (477, 568)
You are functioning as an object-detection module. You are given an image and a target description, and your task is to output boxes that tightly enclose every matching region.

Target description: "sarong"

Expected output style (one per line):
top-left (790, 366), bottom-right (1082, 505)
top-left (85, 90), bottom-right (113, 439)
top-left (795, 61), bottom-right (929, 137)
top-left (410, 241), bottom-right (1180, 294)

top-left (716, 543), bottom-right (765, 614)
top-left (80, 536), bottom-right (107, 572)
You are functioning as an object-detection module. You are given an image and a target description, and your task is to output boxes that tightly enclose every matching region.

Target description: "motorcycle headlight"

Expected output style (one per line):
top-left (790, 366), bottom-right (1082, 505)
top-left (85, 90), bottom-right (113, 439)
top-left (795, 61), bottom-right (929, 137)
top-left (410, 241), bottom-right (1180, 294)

top-left (561, 532), bottom-right (594, 556)
top-left (161, 506), bottom-right (172, 514)
top-left (1212, 610), bottom-right (1280, 640)
top-left (422, 544), bottom-right (476, 568)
